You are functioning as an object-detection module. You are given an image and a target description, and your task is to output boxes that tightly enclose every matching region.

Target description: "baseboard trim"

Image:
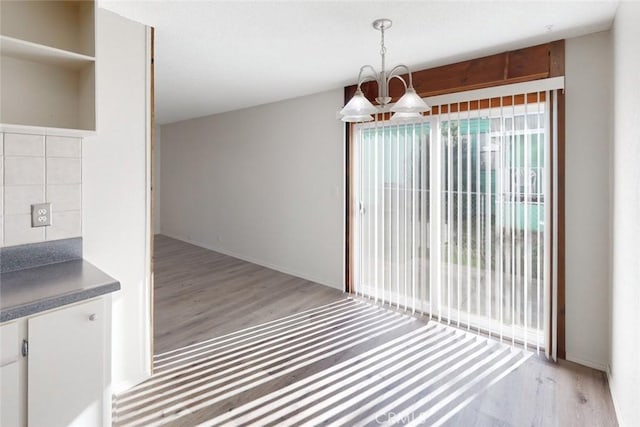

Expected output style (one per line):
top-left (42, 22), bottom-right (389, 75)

top-left (565, 353), bottom-right (608, 372)
top-left (160, 232), bottom-right (344, 291)
top-left (112, 369), bottom-right (151, 396)
top-left (606, 366), bottom-right (624, 427)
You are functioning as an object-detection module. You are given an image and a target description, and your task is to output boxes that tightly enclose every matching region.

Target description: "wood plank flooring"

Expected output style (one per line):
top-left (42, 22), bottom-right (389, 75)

top-left (113, 235), bottom-right (617, 427)
top-left (152, 235), bottom-right (344, 355)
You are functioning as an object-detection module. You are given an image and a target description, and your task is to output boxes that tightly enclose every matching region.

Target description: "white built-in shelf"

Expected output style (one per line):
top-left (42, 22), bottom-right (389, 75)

top-left (0, 0), bottom-right (96, 134)
top-left (0, 36), bottom-right (94, 70)
top-left (0, 0), bottom-right (95, 57)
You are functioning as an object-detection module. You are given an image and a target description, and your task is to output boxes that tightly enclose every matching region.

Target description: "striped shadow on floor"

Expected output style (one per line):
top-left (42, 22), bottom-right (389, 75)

top-left (113, 298), bottom-right (529, 427)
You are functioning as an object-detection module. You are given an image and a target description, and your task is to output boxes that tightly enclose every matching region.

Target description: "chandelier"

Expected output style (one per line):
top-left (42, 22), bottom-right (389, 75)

top-left (339, 19), bottom-right (430, 123)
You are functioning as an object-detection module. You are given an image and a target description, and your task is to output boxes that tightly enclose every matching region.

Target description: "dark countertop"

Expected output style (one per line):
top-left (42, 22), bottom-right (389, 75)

top-left (0, 259), bottom-right (120, 323)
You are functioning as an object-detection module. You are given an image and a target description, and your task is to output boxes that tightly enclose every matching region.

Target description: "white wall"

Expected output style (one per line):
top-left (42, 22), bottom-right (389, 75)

top-left (609, 3), bottom-right (640, 425)
top-left (160, 89), bottom-right (345, 289)
top-left (564, 31), bottom-right (612, 370)
top-left (83, 9), bottom-right (151, 393)
top-left (154, 124), bottom-right (161, 234)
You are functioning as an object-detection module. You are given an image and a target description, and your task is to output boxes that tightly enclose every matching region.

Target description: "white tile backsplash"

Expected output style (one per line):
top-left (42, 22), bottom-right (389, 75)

top-left (45, 210), bottom-right (81, 241)
top-left (4, 134), bottom-right (45, 156)
top-left (4, 214), bottom-right (45, 246)
top-left (46, 136), bottom-right (81, 158)
top-left (1, 132), bottom-right (83, 247)
top-left (47, 157), bottom-right (81, 185)
top-left (4, 185), bottom-right (45, 215)
top-left (47, 184), bottom-right (81, 212)
top-left (4, 156), bottom-right (45, 186)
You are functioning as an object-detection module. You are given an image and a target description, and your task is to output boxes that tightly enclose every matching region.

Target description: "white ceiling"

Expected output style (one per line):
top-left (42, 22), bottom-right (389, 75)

top-left (101, 1), bottom-right (618, 124)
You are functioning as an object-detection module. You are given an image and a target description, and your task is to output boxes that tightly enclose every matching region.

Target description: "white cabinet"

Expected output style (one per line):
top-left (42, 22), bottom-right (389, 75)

top-left (0, 297), bottom-right (111, 427)
top-left (1, 362), bottom-right (21, 426)
top-left (28, 298), bottom-right (109, 427)
top-left (1, 322), bottom-right (23, 427)
top-left (0, 0), bottom-right (96, 134)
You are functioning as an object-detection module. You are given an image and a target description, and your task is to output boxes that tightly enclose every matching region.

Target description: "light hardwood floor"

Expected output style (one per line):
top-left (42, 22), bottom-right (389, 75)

top-left (113, 235), bottom-right (617, 427)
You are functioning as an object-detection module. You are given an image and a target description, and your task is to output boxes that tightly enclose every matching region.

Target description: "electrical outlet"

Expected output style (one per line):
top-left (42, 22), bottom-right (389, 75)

top-left (31, 203), bottom-right (52, 227)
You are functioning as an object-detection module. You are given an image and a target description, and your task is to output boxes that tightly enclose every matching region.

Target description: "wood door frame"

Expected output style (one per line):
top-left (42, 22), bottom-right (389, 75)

top-left (344, 40), bottom-right (566, 358)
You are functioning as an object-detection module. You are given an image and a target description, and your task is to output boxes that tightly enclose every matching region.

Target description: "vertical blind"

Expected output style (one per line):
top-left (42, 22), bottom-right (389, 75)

top-left (353, 83), bottom-right (561, 353)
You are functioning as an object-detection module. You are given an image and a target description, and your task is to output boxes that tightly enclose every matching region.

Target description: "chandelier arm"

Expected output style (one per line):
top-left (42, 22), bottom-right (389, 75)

top-left (388, 74), bottom-right (408, 90)
top-left (357, 65), bottom-right (380, 88)
top-left (387, 64), bottom-right (414, 88)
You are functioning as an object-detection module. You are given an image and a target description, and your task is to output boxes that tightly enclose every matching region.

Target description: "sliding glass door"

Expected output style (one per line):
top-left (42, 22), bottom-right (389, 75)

top-left (354, 122), bottom-right (431, 311)
top-left (352, 93), bottom-right (551, 350)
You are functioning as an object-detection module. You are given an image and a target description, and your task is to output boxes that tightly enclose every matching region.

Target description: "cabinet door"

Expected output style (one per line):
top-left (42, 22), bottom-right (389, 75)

top-left (28, 298), bottom-right (106, 427)
top-left (1, 322), bottom-right (20, 427)
top-left (1, 362), bottom-right (20, 427)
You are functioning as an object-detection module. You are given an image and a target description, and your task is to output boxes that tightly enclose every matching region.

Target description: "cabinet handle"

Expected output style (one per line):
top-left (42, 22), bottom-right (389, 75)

top-left (22, 340), bottom-right (28, 357)
top-left (89, 314), bottom-right (98, 321)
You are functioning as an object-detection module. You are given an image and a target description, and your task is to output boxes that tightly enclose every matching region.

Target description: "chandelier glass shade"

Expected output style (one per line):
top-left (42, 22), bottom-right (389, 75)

top-left (389, 111), bottom-right (424, 122)
top-left (339, 89), bottom-right (378, 122)
top-left (339, 19), bottom-right (430, 123)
